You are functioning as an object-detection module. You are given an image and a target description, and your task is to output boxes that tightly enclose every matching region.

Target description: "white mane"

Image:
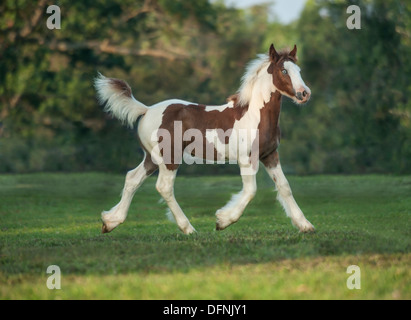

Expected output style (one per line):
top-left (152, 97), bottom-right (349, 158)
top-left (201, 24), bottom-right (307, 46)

top-left (237, 54), bottom-right (272, 107)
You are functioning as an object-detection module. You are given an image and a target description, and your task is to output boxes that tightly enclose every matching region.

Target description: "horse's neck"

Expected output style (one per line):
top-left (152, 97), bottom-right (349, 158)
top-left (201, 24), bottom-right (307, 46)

top-left (249, 73), bottom-right (274, 110)
top-left (264, 91), bottom-right (282, 125)
top-left (247, 89), bottom-right (282, 127)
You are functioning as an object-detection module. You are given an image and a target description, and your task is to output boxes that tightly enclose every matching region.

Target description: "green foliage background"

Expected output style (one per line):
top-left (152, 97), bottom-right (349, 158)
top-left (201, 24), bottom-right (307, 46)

top-left (1, 0), bottom-right (410, 174)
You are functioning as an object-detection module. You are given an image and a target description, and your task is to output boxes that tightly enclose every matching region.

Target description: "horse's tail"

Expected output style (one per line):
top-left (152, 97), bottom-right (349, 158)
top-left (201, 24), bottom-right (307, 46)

top-left (94, 73), bottom-right (148, 127)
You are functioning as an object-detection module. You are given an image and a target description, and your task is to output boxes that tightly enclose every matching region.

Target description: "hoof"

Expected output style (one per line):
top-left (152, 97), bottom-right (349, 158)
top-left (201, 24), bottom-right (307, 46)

top-left (101, 220), bottom-right (121, 234)
top-left (298, 222), bottom-right (315, 233)
top-left (215, 209), bottom-right (237, 231)
top-left (300, 226), bottom-right (315, 233)
top-left (215, 218), bottom-right (236, 231)
top-left (215, 222), bottom-right (226, 231)
top-left (181, 224), bottom-right (197, 235)
top-left (101, 223), bottom-right (109, 234)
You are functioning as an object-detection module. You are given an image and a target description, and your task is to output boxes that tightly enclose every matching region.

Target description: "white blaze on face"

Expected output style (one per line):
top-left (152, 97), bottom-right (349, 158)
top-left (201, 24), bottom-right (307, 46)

top-left (283, 61), bottom-right (309, 94)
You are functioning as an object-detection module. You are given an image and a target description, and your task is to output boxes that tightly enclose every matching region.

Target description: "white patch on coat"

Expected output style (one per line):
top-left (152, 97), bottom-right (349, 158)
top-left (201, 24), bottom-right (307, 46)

top-left (283, 61), bottom-right (307, 92)
top-left (204, 101), bottom-right (234, 112)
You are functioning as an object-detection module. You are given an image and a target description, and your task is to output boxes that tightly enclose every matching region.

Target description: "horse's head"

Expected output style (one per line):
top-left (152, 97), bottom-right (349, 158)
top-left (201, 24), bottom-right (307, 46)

top-left (267, 44), bottom-right (311, 104)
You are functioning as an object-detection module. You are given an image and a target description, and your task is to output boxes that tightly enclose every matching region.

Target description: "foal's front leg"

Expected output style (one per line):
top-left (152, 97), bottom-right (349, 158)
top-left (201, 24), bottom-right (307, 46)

top-left (262, 151), bottom-right (315, 232)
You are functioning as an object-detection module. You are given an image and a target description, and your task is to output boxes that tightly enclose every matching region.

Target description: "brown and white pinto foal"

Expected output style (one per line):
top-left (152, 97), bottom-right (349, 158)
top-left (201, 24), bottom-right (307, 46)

top-left (95, 44), bottom-right (315, 234)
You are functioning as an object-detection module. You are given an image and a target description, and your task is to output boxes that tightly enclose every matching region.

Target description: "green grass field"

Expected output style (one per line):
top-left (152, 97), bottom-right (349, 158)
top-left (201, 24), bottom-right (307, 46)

top-left (0, 172), bottom-right (410, 299)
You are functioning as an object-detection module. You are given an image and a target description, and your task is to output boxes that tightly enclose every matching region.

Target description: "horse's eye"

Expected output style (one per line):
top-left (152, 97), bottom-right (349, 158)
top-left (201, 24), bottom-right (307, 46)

top-left (282, 69), bottom-right (287, 75)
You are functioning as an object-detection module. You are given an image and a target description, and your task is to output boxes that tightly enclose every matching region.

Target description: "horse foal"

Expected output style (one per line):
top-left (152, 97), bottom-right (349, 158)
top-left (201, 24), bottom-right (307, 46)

top-left (95, 44), bottom-right (315, 234)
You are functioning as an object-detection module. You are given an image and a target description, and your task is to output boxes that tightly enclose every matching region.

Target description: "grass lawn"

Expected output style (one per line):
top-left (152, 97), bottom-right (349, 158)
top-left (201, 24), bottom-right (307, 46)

top-left (0, 172), bottom-right (410, 299)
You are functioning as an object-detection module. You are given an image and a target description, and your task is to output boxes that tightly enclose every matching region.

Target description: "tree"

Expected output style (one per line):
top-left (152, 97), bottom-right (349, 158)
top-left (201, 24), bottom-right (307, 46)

top-left (279, 0), bottom-right (411, 174)
top-left (0, 0), bottom-right (261, 173)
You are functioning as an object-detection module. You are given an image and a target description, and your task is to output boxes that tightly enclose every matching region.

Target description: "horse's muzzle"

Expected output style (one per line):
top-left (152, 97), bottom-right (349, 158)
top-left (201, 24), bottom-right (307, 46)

top-left (296, 88), bottom-right (311, 103)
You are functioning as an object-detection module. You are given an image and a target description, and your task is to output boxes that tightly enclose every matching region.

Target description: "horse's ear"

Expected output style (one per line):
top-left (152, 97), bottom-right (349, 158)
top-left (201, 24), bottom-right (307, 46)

top-left (269, 44), bottom-right (280, 63)
top-left (290, 44), bottom-right (297, 59)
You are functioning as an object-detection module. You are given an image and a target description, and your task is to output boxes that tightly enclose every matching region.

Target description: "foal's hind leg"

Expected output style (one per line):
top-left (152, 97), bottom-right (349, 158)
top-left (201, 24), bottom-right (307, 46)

top-left (102, 153), bottom-right (157, 233)
top-left (216, 166), bottom-right (257, 230)
top-left (262, 151), bottom-right (314, 232)
top-left (156, 164), bottom-right (196, 235)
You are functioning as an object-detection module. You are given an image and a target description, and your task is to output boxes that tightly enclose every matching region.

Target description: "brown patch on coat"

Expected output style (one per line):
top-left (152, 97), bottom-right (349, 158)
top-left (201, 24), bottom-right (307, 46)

top-left (259, 91), bottom-right (282, 158)
top-left (158, 102), bottom-right (249, 170)
top-left (248, 91), bottom-right (282, 170)
top-left (143, 152), bottom-right (158, 175)
top-left (260, 150), bottom-right (280, 169)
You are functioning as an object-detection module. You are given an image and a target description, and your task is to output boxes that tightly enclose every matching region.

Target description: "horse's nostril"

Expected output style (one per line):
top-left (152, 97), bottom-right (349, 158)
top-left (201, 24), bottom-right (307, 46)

top-left (303, 90), bottom-right (307, 97)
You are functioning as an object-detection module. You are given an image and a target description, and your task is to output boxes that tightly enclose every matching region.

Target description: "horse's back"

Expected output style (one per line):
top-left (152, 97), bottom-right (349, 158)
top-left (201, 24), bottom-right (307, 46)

top-left (138, 99), bottom-right (200, 151)
top-left (138, 98), bottom-right (237, 153)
